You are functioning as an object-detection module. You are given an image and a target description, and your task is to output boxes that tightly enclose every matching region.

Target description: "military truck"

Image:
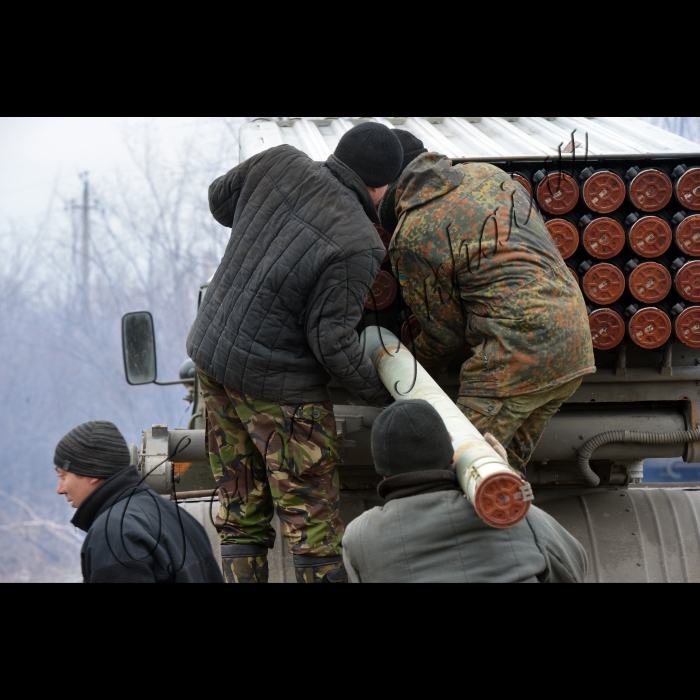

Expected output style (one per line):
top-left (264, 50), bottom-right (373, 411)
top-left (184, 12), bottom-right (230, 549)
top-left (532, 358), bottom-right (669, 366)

top-left (122, 117), bottom-right (700, 583)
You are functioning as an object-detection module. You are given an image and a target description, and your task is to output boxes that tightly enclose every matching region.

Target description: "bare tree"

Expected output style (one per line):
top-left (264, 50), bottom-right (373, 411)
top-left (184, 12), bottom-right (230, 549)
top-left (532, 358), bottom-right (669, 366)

top-left (0, 118), bottom-right (256, 581)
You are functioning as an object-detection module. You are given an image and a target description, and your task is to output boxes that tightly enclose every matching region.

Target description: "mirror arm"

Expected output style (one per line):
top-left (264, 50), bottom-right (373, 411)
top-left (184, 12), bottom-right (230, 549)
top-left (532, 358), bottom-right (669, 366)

top-left (154, 379), bottom-right (196, 387)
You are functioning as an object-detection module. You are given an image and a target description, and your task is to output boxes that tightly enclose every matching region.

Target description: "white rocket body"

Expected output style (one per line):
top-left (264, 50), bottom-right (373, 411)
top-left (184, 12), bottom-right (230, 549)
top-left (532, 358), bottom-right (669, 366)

top-left (361, 327), bottom-right (533, 528)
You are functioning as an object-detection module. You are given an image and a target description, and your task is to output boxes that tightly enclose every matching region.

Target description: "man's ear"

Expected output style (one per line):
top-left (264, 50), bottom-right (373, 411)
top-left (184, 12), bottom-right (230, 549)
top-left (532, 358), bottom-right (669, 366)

top-left (88, 478), bottom-right (103, 486)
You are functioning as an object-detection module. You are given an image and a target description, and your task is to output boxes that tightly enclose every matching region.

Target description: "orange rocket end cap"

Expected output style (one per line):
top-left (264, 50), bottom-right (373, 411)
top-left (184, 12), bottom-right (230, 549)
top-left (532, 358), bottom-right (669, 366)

top-left (589, 308), bottom-right (626, 350)
top-left (401, 316), bottom-right (423, 348)
top-left (628, 216), bottom-right (673, 258)
top-left (365, 270), bottom-right (398, 311)
top-left (583, 170), bottom-right (626, 214)
top-left (675, 307), bottom-right (700, 349)
top-left (537, 173), bottom-right (580, 216)
top-left (583, 217), bottom-right (626, 259)
top-left (546, 219), bottom-right (579, 260)
top-left (474, 473), bottom-right (534, 530)
top-left (676, 168), bottom-right (700, 212)
top-left (629, 169), bottom-right (673, 213)
top-left (511, 173), bottom-right (534, 197)
top-left (676, 215), bottom-right (700, 256)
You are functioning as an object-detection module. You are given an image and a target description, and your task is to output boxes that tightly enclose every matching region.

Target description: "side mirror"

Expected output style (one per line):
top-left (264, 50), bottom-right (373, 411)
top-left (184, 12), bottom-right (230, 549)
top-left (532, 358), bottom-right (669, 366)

top-left (122, 312), bottom-right (158, 386)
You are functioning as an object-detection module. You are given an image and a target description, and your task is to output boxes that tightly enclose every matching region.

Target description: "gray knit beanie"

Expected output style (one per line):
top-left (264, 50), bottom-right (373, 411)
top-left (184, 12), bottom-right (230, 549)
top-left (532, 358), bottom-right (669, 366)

top-left (54, 421), bottom-right (131, 479)
top-left (372, 400), bottom-right (454, 478)
top-left (392, 129), bottom-right (428, 172)
top-left (334, 123), bottom-right (404, 188)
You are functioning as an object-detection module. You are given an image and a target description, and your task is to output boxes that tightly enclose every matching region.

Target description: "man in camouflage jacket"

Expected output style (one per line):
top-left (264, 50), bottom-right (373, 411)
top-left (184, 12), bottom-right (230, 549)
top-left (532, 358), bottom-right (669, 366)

top-left (381, 154), bottom-right (595, 472)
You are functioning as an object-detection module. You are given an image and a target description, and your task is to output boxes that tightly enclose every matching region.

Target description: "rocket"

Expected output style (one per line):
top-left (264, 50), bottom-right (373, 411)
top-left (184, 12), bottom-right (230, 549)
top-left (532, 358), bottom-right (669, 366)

top-left (361, 326), bottom-right (534, 530)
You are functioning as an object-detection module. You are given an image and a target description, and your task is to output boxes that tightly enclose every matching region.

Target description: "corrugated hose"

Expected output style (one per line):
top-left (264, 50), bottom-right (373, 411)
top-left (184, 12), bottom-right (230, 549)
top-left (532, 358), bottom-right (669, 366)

top-left (578, 429), bottom-right (700, 487)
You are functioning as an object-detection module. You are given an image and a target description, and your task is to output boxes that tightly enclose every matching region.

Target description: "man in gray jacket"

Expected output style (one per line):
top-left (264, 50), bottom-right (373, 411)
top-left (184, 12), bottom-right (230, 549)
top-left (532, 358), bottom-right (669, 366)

top-left (188, 123), bottom-right (404, 584)
top-left (343, 401), bottom-right (588, 584)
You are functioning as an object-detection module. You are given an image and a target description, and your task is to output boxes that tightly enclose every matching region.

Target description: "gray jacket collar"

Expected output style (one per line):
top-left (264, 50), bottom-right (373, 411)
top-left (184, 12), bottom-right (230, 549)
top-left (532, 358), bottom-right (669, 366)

top-left (325, 155), bottom-right (380, 224)
top-left (378, 470), bottom-right (460, 503)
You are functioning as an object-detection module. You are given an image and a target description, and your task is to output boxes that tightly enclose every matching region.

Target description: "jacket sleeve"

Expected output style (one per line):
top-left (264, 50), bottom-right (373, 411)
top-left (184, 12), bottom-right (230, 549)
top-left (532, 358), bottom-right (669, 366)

top-left (81, 529), bottom-right (158, 584)
top-left (343, 549), bottom-right (362, 584)
top-left (306, 249), bottom-right (391, 406)
top-left (342, 521), bottom-right (363, 584)
top-left (90, 561), bottom-right (157, 584)
top-left (527, 507), bottom-right (589, 584)
top-left (208, 154), bottom-right (262, 228)
top-left (394, 251), bottom-right (467, 371)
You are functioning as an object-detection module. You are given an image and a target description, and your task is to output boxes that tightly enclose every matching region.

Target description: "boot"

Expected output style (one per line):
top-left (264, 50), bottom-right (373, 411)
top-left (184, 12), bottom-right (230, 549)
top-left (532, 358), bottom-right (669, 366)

top-left (293, 555), bottom-right (344, 584)
top-left (222, 545), bottom-right (269, 584)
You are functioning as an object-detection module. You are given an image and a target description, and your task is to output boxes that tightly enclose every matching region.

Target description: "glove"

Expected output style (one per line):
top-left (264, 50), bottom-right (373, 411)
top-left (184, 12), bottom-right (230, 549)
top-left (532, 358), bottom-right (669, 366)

top-left (485, 433), bottom-right (509, 464)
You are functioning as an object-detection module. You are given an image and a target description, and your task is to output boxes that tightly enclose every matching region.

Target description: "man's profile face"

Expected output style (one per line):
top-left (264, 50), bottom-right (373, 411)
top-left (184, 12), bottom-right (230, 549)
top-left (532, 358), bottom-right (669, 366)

top-left (55, 468), bottom-right (102, 509)
top-left (368, 185), bottom-right (389, 206)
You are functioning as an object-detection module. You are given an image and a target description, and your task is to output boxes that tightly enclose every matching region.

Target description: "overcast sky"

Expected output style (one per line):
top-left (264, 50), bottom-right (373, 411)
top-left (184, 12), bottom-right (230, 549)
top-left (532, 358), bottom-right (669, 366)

top-left (2, 117), bottom-right (698, 231)
top-left (0, 117), bottom-right (208, 226)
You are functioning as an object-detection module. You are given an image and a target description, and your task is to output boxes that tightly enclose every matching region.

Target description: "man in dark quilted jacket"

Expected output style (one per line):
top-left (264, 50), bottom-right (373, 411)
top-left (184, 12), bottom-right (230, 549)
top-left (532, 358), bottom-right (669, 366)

top-left (187, 123), bottom-right (404, 584)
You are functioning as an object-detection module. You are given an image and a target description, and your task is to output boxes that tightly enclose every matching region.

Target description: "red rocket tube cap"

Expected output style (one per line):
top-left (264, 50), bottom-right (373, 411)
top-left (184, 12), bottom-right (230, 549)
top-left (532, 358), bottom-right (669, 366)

top-left (676, 168), bottom-right (700, 212)
top-left (629, 169), bottom-right (673, 213)
top-left (583, 217), bottom-right (626, 260)
top-left (676, 215), bottom-right (700, 256)
top-left (583, 170), bottom-right (626, 214)
top-left (628, 216), bottom-right (673, 258)
top-left (474, 473), bottom-right (533, 530)
top-left (401, 316), bottom-right (422, 348)
top-left (511, 173), bottom-right (533, 197)
top-left (676, 262), bottom-right (700, 303)
top-left (374, 224), bottom-right (392, 264)
top-left (676, 307), bottom-right (700, 348)
top-left (546, 219), bottom-right (579, 260)
top-left (537, 173), bottom-right (580, 216)
top-left (365, 270), bottom-right (398, 311)
top-left (629, 308), bottom-right (672, 350)
top-left (589, 308), bottom-right (626, 350)
top-left (629, 263), bottom-right (672, 304)
top-left (583, 264), bottom-right (626, 305)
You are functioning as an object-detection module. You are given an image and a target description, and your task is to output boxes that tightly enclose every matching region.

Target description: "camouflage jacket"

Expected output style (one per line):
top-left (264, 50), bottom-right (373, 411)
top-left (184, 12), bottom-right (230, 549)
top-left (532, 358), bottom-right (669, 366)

top-left (387, 154), bottom-right (595, 398)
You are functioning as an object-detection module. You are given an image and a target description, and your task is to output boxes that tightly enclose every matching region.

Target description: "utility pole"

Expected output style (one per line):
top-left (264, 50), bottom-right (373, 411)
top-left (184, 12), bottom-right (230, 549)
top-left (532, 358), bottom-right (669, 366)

top-left (66, 172), bottom-right (98, 311)
top-left (81, 173), bottom-right (90, 298)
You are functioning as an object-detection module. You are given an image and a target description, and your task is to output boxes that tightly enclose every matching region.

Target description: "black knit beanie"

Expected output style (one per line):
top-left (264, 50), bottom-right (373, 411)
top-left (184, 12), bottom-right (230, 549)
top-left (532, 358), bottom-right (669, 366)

top-left (54, 421), bottom-right (131, 480)
top-left (372, 400), bottom-right (454, 478)
top-left (334, 123), bottom-right (404, 188)
top-left (393, 129), bottom-right (428, 173)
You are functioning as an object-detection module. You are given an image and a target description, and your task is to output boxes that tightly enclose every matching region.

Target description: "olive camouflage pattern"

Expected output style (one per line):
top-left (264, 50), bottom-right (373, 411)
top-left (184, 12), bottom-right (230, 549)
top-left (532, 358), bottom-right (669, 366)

top-left (295, 560), bottom-right (344, 584)
top-left (459, 377), bottom-right (583, 471)
top-left (223, 556), bottom-right (270, 585)
top-left (390, 154), bottom-right (596, 399)
top-left (198, 370), bottom-right (344, 558)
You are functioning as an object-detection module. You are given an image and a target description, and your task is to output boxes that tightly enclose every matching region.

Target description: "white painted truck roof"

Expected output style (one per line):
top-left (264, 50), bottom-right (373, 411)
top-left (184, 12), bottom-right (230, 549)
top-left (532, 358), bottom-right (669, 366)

top-left (239, 117), bottom-right (700, 162)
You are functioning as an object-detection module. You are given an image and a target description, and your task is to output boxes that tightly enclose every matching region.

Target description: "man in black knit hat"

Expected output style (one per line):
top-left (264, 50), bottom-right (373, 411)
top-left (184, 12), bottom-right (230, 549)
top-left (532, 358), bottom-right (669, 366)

top-left (377, 129), bottom-right (428, 236)
top-left (392, 129), bottom-right (428, 173)
top-left (342, 401), bottom-right (588, 584)
top-left (187, 122), bottom-right (404, 584)
top-left (55, 421), bottom-right (223, 584)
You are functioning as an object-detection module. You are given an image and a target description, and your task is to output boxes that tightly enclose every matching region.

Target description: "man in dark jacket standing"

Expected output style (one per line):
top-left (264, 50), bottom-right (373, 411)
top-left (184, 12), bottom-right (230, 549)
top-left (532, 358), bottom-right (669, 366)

top-left (55, 421), bottom-right (223, 584)
top-left (187, 123), bottom-right (404, 584)
top-left (343, 401), bottom-right (588, 584)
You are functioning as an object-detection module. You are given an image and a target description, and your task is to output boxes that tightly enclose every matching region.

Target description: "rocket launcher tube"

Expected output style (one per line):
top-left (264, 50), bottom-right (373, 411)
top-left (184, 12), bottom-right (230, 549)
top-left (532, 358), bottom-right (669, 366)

top-left (361, 326), bottom-right (534, 530)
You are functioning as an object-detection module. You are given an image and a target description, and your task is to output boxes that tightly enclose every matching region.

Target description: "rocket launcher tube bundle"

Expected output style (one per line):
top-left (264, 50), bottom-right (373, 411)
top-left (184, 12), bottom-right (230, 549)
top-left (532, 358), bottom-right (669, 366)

top-left (361, 326), bottom-right (534, 530)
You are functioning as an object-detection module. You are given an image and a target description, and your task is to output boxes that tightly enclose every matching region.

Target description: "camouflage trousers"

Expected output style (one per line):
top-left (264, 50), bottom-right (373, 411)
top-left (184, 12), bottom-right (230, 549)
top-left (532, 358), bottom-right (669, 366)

top-left (198, 370), bottom-right (344, 558)
top-left (457, 377), bottom-right (584, 472)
